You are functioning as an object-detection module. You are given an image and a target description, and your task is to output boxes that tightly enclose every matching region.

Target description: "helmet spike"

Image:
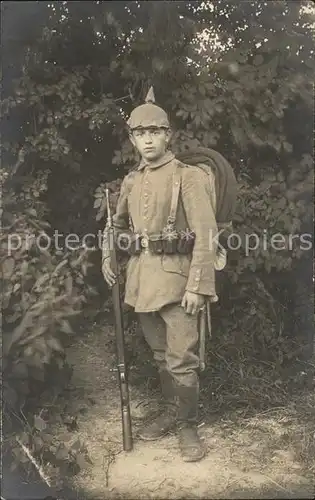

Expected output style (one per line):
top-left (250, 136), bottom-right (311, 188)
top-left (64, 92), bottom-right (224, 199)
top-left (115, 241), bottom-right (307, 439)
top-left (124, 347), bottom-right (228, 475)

top-left (145, 86), bottom-right (155, 104)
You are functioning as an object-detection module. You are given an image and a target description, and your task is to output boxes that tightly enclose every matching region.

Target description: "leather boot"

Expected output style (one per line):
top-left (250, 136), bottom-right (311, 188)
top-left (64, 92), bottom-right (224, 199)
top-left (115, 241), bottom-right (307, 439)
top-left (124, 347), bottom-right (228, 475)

top-left (138, 370), bottom-right (177, 441)
top-left (176, 384), bottom-right (206, 462)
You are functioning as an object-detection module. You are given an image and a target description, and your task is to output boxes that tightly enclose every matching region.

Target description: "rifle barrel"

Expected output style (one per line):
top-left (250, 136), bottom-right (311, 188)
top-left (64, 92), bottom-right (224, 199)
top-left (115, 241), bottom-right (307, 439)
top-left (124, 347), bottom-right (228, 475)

top-left (105, 189), bottom-right (133, 452)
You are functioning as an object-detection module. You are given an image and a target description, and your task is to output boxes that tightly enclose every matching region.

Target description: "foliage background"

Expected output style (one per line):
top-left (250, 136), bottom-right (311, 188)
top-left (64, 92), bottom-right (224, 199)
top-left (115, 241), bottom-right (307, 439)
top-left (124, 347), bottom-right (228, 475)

top-left (1, 0), bottom-right (314, 480)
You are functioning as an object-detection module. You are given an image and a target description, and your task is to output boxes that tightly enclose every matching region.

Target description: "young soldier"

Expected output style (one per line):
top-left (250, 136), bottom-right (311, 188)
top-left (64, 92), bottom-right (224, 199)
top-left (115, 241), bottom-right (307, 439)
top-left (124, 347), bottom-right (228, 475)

top-left (102, 88), bottom-right (221, 462)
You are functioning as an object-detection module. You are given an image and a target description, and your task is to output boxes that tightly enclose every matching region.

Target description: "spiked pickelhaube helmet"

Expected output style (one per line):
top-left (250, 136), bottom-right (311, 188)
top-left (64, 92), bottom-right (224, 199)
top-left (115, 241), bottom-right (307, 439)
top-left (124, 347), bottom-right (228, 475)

top-left (127, 86), bottom-right (170, 130)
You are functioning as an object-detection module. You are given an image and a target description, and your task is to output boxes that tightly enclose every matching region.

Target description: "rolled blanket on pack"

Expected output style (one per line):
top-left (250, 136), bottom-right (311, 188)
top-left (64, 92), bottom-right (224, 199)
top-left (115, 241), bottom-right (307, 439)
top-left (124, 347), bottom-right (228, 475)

top-left (177, 147), bottom-right (239, 259)
top-left (176, 147), bottom-right (238, 226)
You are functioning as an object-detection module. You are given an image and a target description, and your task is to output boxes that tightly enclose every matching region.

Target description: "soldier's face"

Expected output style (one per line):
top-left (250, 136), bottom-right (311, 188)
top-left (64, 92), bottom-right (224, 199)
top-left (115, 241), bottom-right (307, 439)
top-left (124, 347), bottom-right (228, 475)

top-left (130, 127), bottom-right (171, 161)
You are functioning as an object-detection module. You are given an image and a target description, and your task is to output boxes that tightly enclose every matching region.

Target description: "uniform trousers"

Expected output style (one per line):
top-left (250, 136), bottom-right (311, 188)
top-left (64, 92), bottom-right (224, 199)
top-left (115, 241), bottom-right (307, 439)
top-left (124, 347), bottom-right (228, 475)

top-left (138, 302), bottom-right (199, 388)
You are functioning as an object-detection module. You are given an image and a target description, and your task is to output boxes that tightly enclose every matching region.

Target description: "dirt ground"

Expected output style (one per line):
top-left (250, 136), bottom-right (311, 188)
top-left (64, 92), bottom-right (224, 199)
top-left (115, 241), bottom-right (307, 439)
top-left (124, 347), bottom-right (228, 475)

top-left (60, 323), bottom-right (314, 500)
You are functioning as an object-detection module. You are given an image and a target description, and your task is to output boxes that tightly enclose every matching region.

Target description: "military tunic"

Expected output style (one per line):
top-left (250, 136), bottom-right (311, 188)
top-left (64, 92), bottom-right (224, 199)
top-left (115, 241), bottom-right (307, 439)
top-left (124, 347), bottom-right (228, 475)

top-left (103, 151), bottom-right (223, 313)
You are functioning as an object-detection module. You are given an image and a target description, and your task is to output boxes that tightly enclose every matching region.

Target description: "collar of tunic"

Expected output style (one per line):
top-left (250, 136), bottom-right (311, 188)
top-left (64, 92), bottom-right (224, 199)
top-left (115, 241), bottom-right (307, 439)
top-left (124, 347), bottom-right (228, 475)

top-left (138, 150), bottom-right (175, 171)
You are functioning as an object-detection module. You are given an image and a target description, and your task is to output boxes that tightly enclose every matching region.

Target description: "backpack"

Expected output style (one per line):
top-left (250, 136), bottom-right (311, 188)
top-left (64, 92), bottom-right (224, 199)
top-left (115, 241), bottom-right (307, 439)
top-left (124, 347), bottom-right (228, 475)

top-left (176, 147), bottom-right (238, 248)
top-left (131, 147), bottom-right (238, 250)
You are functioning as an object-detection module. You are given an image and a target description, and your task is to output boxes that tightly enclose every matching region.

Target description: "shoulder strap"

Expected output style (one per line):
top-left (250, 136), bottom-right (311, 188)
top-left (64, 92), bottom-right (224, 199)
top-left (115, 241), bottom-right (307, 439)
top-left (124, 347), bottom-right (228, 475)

top-left (167, 163), bottom-right (182, 225)
top-left (167, 160), bottom-right (214, 226)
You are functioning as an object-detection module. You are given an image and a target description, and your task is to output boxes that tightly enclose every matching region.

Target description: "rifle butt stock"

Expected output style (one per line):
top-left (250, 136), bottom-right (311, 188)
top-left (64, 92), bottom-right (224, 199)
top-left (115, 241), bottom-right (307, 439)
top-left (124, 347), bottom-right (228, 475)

top-left (118, 372), bottom-right (133, 451)
top-left (122, 406), bottom-right (133, 451)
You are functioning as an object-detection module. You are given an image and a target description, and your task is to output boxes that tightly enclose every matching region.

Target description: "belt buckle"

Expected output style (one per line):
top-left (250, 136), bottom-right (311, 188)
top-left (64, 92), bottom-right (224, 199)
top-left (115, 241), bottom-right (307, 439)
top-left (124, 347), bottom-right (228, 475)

top-left (141, 236), bottom-right (149, 249)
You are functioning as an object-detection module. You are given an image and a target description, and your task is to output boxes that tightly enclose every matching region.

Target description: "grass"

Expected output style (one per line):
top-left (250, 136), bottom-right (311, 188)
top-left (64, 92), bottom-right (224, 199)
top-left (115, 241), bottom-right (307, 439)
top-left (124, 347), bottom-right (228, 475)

top-left (5, 311), bottom-right (314, 499)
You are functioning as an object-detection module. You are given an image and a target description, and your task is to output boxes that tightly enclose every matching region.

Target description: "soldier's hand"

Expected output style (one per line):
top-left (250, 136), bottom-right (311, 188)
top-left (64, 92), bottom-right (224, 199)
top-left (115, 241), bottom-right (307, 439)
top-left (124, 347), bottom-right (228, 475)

top-left (181, 291), bottom-right (205, 315)
top-left (102, 257), bottom-right (116, 287)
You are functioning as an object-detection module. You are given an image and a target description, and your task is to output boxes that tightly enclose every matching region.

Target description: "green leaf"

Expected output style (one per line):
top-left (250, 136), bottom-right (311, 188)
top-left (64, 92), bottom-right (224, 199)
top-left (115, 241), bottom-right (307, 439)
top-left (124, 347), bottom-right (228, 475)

top-left (26, 208), bottom-right (37, 217)
top-left (76, 452), bottom-right (92, 470)
top-left (71, 438), bottom-right (82, 451)
top-left (33, 437), bottom-right (44, 452)
top-left (47, 337), bottom-right (63, 352)
top-left (247, 259), bottom-right (257, 272)
top-left (41, 432), bottom-right (54, 443)
top-left (264, 260), bottom-right (272, 273)
top-left (214, 104), bottom-right (224, 113)
top-left (34, 414), bottom-right (47, 431)
top-left (194, 115), bottom-right (201, 127)
top-left (283, 141), bottom-right (293, 153)
top-left (10, 461), bottom-right (18, 472)
top-left (60, 320), bottom-right (73, 334)
top-left (3, 386), bottom-right (18, 408)
top-left (33, 273), bottom-right (50, 290)
top-left (94, 197), bottom-right (103, 209)
top-left (58, 432), bottom-right (72, 442)
top-left (65, 275), bottom-right (73, 294)
top-left (56, 445), bottom-right (69, 461)
top-left (6, 310), bottom-right (22, 323)
top-left (96, 211), bottom-right (105, 222)
top-left (2, 258), bottom-right (15, 279)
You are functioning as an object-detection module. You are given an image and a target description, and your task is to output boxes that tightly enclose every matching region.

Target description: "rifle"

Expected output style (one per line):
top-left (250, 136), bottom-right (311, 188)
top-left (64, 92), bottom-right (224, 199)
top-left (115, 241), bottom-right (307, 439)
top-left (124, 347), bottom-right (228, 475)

top-left (198, 300), bottom-right (211, 372)
top-left (105, 188), bottom-right (133, 452)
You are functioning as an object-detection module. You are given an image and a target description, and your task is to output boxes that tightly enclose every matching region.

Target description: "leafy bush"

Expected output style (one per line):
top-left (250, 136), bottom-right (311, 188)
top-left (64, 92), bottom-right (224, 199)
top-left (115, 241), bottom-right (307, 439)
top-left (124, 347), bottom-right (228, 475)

top-left (2, 166), bottom-right (95, 415)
